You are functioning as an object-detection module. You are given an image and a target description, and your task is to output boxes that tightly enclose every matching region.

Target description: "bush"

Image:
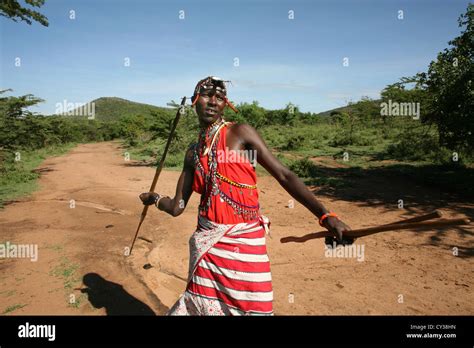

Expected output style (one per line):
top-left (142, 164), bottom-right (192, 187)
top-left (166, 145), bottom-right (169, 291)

top-left (282, 135), bottom-right (305, 151)
top-left (385, 131), bottom-right (453, 163)
top-left (288, 157), bottom-right (320, 178)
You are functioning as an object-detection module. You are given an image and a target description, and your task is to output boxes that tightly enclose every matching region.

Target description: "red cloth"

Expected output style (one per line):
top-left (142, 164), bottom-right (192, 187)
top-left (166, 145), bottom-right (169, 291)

top-left (167, 216), bottom-right (273, 316)
top-left (192, 123), bottom-right (259, 224)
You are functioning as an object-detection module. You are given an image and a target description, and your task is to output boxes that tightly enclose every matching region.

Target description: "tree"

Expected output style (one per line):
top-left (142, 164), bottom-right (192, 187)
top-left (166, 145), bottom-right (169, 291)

top-left (0, 89), bottom-right (44, 119)
top-left (417, 4), bottom-right (473, 152)
top-left (351, 96), bottom-right (380, 125)
top-left (237, 101), bottom-right (267, 128)
top-left (0, 89), bottom-right (45, 150)
top-left (283, 102), bottom-right (298, 126)
top-left (329, 108), bottom-right (358, 146)
top-left (0, 0), bottom-right (49, 26)
top-left (380, 77), bottom-right (429, 113)
top-left (329, 110), bottom-right (343, 125)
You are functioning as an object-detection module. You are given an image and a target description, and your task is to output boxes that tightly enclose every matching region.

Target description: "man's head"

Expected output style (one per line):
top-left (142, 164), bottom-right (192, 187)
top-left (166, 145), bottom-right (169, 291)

top-left (192, 76), bottom-right (237, 127)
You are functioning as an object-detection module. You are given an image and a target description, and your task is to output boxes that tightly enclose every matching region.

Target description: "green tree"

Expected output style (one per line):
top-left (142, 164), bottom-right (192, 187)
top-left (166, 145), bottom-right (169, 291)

top-left (417, 4), bottom-right (474, 152)
top-left (283, 102), bottom-right (298, 126)
top-left (380, 77), bottom-right (429, 122)
top-left (0, 0), bottom-right (49, 26)
top-left (0, 90), bottom-right (45, 150)
top-left (330, 109), bottom-right (358, 146)
top-left (0, 89), bottom-right (44, 119)
top-left (351, 96), bottom-right (380, 125)
top-left (237, 101), bottom-right (267, 128)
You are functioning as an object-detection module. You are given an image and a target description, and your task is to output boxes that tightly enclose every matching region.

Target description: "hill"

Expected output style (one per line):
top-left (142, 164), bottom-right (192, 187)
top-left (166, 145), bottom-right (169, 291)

top-left (317, 105), bottom-right (353, 118)
top-left (59, 97), bottom-right (173, 121)
top-left (317, 99), bottom-right (382, 118)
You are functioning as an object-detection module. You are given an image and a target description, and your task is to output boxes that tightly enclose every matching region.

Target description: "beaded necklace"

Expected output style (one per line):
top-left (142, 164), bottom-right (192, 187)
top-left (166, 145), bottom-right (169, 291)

top-left (199, 118), bottom-right (224, 156)
top-left (194, 119), bottom-right (260, 220)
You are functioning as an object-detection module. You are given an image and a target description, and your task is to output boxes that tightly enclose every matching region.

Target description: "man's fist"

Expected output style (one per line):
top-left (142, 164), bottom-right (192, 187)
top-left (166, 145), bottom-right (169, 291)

top-left (139, 192), bottom-right (159, 206)
top-left (324, 216), bottom-right (351, 241)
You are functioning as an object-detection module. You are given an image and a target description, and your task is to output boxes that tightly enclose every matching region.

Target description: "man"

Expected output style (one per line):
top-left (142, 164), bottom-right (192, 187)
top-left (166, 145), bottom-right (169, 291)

top-left (140, 76), bottom-right (351, 315)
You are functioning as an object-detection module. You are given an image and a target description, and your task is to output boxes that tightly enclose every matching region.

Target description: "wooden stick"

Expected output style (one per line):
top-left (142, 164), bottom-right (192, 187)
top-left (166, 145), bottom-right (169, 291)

top-left (280, 218), bottom-right (470, 244)
top-left (383, 210), bottom-right (442, 226)
top-left (128, 97), bottom-right (186, 255)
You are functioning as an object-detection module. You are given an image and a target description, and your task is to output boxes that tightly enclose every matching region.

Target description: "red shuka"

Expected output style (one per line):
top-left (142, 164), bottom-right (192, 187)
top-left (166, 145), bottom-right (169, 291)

top-left (192, 123), bottom-right (260, 224)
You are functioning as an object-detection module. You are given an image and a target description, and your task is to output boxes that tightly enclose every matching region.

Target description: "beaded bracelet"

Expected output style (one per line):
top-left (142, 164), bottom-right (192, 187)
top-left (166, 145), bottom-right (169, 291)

top-left (319, 212), bottom-right (338, 227)
top-left (154, 194), bottom-right (169, 209)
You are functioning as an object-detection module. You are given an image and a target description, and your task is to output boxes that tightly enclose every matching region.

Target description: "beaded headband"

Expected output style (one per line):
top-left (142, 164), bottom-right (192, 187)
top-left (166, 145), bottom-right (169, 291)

top-left (191, 76), bottom-right (238, 113)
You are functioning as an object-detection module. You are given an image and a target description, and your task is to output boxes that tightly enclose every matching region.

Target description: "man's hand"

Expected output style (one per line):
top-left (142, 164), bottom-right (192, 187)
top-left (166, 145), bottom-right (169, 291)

top-left (324, 216), bottom-right (351, 241)
top-left (139, 192), bottom-right (159, 206)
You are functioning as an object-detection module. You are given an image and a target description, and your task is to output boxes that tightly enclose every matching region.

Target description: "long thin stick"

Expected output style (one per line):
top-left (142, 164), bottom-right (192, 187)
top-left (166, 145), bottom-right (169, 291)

top-left (383, 210), bottom-right (442, 226)
top-left (128, 97), bottom-right (186, 255)
top-left (280, 218), bottom-right (470, 244)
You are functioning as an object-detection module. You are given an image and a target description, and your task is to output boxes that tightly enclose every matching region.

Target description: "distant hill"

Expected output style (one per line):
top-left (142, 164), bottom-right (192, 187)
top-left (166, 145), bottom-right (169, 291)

top-left (317, 105), bottom-right (353, 118)
top-left (58, 97), bottom-right (173, 121)
top-left (317, 99), bottom-right (382, 118)
top-left (58, 96), bottom-right (380, 122)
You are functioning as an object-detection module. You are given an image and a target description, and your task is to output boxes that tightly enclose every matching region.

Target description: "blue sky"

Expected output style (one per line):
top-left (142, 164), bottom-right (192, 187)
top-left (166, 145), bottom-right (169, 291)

top-left (1, 0), bottom-right (470, 114)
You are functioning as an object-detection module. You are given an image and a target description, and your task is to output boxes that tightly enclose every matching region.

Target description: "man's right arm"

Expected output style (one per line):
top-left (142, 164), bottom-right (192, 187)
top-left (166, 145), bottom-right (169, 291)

top-left (139, 145), bottom-right (195, 217)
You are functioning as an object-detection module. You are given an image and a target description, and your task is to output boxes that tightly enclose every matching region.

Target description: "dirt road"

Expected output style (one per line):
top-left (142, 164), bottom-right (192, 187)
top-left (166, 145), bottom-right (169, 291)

top-left (1, 141), bottom-right (472, 315)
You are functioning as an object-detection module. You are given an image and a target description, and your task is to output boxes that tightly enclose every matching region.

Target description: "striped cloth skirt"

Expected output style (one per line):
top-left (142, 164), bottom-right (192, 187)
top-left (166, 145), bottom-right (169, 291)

top-left (167, 215), bottom-right (273, 315)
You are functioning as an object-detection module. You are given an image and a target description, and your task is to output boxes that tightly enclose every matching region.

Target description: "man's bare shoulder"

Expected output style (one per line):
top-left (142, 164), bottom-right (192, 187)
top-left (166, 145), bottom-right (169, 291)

top-left (228, 122), bottom-right (258, 138)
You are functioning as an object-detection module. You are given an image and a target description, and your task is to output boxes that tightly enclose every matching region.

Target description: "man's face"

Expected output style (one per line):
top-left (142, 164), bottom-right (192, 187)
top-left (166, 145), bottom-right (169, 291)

top-left (195, 87), bottom-right (227, 126)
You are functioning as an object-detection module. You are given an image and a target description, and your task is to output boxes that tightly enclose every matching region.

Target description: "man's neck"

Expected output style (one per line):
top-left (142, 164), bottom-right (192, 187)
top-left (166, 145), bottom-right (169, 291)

top-left (200, 116), bottom-right (223, 130)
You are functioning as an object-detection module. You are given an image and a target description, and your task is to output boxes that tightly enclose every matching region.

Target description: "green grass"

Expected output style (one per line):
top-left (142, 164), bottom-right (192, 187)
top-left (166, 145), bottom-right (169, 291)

top-left (49, 256), bottom-right (80, 290)
top-left (44, 244), bottom-right (64, 252)
top-left (49, 256), bottom-right (86, 309)
top-left (121, 118), bottom-right (473, 198)
top-left (3, 303), bottom-right (27, 314)
top-left (0, 143), bottom-right (76, 207)
top-left (123, 138), bottom-right (188, 171)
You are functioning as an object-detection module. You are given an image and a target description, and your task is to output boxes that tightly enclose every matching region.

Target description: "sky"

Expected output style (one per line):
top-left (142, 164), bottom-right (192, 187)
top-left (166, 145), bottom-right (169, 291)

top-left (0, 0), bottom-right (471, 115)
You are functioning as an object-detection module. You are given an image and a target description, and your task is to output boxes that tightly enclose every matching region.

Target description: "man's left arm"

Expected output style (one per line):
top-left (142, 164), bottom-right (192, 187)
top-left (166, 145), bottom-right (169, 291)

top-left (236, 123), bottom-right (351, 240)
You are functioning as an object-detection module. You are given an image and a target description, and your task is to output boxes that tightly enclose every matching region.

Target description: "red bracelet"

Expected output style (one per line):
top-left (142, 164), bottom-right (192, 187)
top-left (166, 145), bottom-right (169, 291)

top-left (319, 212), bottom-right (338, 227)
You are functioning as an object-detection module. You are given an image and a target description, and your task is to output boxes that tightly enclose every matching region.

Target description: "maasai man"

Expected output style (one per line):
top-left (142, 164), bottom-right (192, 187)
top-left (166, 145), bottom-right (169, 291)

top-left (139, 76), bottom-right (351, 315)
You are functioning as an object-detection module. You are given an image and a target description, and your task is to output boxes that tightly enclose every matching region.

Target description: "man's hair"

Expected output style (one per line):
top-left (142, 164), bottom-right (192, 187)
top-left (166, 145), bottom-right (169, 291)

top-left (192, 76), bottom-right (228, 103)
